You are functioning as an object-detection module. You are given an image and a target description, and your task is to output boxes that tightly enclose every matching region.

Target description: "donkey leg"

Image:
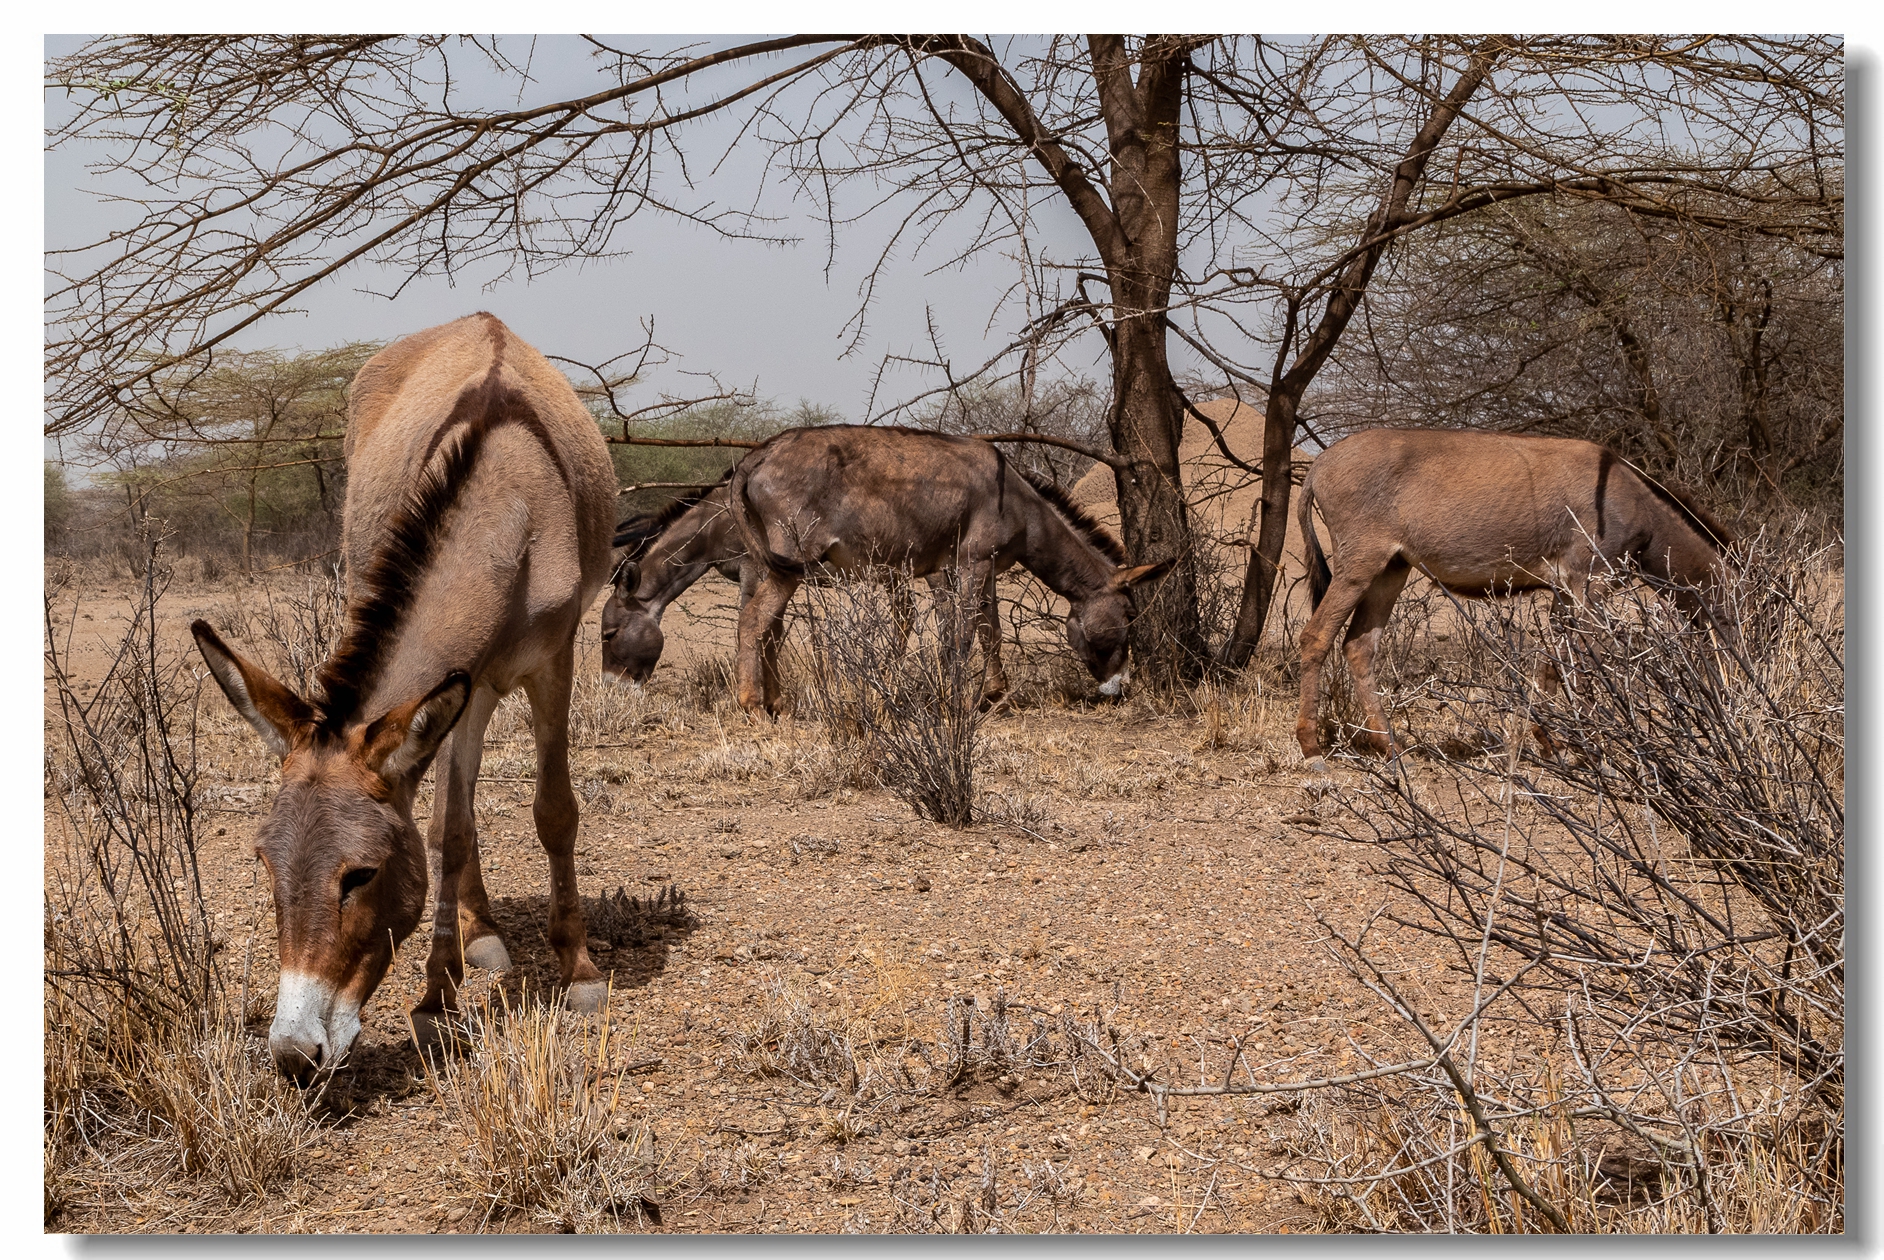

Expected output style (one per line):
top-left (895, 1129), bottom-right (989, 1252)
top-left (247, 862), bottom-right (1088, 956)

top-left (1528, 588), bottom-right (1581, 759)
top-left (1340, 560), bottom-right (1412, 757)
top-left (736, 572), bottom-right (798, 716)
top-left (973, 563), bottom-right (1008, 706)
top-left (457, 848), bottom-right (512, 972)
top-left (523, 640), bottom-right (607, 1011)
top-left (413, 682), bottom-right (501, 1048)
top-left (1295, 563), bottom-right (1387, 764)
top-left (759, 574), bottom-right (802, 715)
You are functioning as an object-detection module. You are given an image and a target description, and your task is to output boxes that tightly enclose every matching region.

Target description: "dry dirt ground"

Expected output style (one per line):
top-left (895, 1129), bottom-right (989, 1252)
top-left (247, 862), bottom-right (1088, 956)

top-left (46, 560), bottom-right (1490, 1236)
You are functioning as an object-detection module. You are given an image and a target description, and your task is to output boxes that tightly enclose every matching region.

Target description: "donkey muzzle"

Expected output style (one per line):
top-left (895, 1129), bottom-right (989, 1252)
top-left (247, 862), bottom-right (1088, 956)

top-left (270, 971), bottom-right (361, 1084)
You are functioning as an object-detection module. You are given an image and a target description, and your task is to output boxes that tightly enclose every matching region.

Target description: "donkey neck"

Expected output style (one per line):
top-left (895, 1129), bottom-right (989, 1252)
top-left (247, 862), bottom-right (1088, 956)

top-left (1013, 487), bottom-right (1118, 602)
top-left (633, 497), bottom-right (739, 614)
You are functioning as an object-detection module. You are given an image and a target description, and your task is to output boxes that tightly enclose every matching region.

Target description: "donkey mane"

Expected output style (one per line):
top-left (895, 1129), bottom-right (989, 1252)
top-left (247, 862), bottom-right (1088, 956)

top-left (315, 372), bottom-right (555, 731)
top-left (1621, 461), bottom-right (1735, 553)
top-left (1020, 470), bottom-right (1127, 565)
top-left (612, 467), bottom-right (734, 556)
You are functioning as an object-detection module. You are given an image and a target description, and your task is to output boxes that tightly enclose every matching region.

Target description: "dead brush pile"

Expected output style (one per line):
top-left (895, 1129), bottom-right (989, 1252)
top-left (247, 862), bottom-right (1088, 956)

top-left (44, 540), bottom-right (321, 1224)
top-left (720, 974), bottom-right (1126, 1125)
top-left (1285, 523), bottom-right (1844, 1233)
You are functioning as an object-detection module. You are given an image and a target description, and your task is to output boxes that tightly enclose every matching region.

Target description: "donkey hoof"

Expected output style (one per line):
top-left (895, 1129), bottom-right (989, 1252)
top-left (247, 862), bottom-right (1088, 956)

top-left (463, 935), bottom-right (511, 972)
top-left (565, 979), bottom-right (609, 1014)
top-left (408, 1010), bottom-right (460, 1058)
top-left (1300, 757), bottom-right (1333, 796)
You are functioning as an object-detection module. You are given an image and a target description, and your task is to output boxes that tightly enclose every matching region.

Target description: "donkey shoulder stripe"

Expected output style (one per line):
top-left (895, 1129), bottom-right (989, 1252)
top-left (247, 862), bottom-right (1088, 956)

top-left (317, 338), bottom-right (572, 728)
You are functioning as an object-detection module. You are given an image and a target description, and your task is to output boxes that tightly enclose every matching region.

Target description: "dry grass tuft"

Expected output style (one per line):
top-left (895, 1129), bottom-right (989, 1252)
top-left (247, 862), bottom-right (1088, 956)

top-left (426, 982), bottom-right (664, 1232)
top-left (584, 883), bottom-right (698, 951)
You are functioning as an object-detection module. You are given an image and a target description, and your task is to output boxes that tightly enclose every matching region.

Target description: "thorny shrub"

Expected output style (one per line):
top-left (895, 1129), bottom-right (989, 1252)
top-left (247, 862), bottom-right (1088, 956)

top-left (794, 572), bottom-right (983, 826)
top-left (1288, 523), bottom-right (1843, 1232)
top-left (45, 538), bottom-right (321, 1221)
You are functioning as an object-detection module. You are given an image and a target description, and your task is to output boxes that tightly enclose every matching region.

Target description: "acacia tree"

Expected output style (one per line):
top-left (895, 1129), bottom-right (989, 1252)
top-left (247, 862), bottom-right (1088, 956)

top-left (46, 35), bottom-right (1841, 677)
top-left (82, 343), bottom-right (377, 568)
top-left (1304, 199), bottom-right (1844, 516)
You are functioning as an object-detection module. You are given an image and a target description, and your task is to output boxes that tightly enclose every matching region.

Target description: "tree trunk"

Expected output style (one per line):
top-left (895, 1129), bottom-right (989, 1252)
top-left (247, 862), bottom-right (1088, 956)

top-left (1221, 40), bottom-right (1500, 667)
top-left (1107, 311), bottom-right (1207, 682)
top-left (1092, 36), bottom-right (1206, 683)
top-left (932, 34), bottom-right (1208, 681)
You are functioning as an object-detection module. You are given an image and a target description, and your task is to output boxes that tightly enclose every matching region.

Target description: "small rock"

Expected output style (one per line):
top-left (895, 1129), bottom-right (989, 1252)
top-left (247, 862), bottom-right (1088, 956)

top-left (912, 874), bottom-right (932, 892)
top-left (445, 1206), bottom-right (469, 1224)
top-left (587, 937), bottom-right (613, 954)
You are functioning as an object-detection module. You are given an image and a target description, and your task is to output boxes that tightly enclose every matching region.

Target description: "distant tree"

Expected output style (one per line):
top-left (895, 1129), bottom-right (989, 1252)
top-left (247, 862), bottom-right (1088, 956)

top-left (95, 343), bottom-right (380, 570)
top-left (45, 461), bottom-right (71, 549)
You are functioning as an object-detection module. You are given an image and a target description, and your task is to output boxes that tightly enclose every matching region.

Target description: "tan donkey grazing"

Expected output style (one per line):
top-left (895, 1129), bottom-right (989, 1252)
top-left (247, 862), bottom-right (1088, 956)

top-left (1294, 427), bottom-right (1734, 772)
top-left (191, 313), bottom-right (618, 1081)
top-left (729, 425), bottom-right (1171, 715)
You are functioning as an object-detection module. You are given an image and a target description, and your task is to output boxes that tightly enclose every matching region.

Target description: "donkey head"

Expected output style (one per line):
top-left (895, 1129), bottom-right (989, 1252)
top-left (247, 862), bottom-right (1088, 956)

top-left (1065, 560), bottom-right (1175, 695)
top-left (599, 561), bottom-right (664, 686)
top-left (191, 621), bottom-right (469, 1083)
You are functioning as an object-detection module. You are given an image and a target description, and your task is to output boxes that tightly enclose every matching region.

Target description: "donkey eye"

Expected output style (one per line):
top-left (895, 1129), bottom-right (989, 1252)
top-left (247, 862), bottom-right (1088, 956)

top-left (340, 868), bottom-right (378, 901)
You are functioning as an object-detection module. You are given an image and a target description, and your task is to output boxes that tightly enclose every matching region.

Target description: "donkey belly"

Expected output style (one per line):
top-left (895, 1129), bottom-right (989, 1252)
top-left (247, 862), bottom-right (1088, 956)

top-left (1402, 546), bottom-right (1560, 597)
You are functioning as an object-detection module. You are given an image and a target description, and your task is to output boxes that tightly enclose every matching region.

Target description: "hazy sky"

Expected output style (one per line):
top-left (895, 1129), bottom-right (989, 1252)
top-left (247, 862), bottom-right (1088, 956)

top-left (44, 35), bottom-right (1133, 449)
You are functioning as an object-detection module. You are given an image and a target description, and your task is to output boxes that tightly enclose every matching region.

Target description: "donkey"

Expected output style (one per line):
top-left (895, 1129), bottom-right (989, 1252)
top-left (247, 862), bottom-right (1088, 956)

top-left (728, 425), bottom-right (1172, 716)
top-left (1294, 427), bottom-right (1733, 770)
top-left (191, 313), bottom-right (619, 1081)
top-left (601, 472), bottom-right (919, 686)
top-left (601, 474), bottom-right (754, 685)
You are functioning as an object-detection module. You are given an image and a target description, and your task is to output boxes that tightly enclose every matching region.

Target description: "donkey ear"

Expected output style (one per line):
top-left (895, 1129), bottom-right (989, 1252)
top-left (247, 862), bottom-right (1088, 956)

top-left (361, 672), bottom-right (472, 783)
top-left (1110, 559), bottom-right (1176, 591)
top-left (191, 620), bottom-right (314, 760)
top-left (610, 559), bottom-right (640, 596)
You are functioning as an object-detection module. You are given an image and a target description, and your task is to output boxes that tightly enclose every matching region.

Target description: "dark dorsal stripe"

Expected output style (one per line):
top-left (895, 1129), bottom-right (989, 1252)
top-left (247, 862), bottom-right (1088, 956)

top-left (315, 369), bottom-right (559, 731)
top-left (613, 467), bottom-right (735, 556)
top-left (1020, 470), bottom-right (1127, 565)
top-left (1594, 449), bottom-right (1613, 541)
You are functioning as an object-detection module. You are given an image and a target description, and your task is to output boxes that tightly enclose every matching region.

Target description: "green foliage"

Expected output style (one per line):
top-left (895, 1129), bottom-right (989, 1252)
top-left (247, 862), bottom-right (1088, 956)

top-left (45, 462), bottom-right (71, 547)
top-left (602, 399), bottom-right (828, 520)
top-left (57, 343), bottom-right (381, 570)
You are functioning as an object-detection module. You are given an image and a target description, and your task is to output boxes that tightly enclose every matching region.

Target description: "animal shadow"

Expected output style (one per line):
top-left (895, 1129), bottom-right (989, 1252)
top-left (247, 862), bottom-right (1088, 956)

top-left (485, 883), bottom-right (700, 997)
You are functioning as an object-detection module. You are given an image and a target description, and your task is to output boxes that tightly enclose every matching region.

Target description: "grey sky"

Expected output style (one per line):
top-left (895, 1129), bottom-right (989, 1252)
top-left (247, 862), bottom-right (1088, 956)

top-left (44, 34), bottom-right (1136, 453)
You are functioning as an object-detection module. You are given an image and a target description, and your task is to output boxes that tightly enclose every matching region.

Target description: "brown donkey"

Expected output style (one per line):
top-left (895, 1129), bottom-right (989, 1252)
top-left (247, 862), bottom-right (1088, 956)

top-left (1294, 428), bottom-right (1733, 770)
top-left (729, 425), bottom-right (1171, 715)
top-left (192, 313), bottom-right (618, 1080)
top-left (601, 474), bottom-right (757, 685)
top-left (600, 473), bottom-right (920, 686)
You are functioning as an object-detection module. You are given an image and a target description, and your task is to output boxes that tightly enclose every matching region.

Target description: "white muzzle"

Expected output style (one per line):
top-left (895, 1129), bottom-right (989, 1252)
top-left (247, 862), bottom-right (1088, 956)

top-left (269, 971), bottom-right (362, 1078)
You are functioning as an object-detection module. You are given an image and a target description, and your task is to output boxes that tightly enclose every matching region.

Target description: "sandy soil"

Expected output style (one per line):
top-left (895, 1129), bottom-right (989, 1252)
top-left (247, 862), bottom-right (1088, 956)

top-left (45, 559), bottom-right (1478, 1236)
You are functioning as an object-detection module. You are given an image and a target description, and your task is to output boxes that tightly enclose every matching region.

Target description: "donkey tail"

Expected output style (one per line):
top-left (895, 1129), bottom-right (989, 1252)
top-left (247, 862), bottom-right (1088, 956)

top-left (729, 450), bottom-right (805, 578)
top-left (1298, 477), bottom-right (1331, 610)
